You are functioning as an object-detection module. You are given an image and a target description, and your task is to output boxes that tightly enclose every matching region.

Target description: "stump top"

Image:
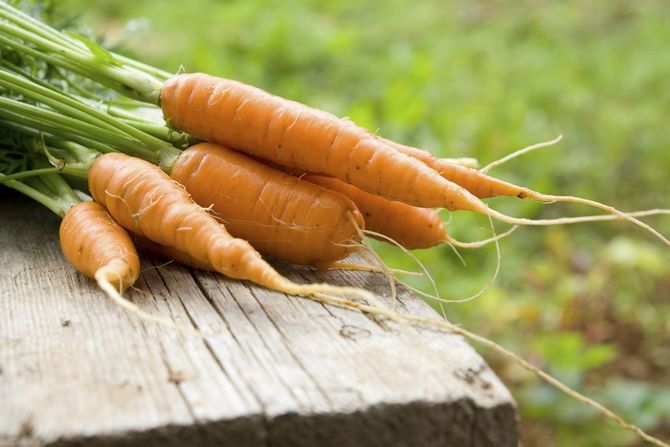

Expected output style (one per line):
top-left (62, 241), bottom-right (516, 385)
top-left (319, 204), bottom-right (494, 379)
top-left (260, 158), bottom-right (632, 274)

top-left (0, 194), bottom-right (517, 446)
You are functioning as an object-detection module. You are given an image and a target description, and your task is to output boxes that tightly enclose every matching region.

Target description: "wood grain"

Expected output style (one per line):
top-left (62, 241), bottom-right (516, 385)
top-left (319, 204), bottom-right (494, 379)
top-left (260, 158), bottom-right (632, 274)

top-left (0, 192), bottom-right (518, 446)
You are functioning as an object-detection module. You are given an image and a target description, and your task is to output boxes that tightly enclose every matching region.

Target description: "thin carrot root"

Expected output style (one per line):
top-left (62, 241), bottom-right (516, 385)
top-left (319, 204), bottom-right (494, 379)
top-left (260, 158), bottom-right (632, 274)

top-left (480, 135), bottom-right (563, 173)
top-left (302, 291), bottom-right (668, 447)
top-left (347, 212), bottom-right (399, 310)
top-left (443, 225), bottom-right (519, 249)
top-left (388, 216), bottom-right (504, 306)
top-left (484, 199), bottom-right (670, 247)
top-left (535, 208), bottom-right (670, 224)
top-left (439, 216), bottom-right (502, 305)
top-left (312, 261), bottom-right (423, 277)
top-left (275, 279), bottom-right (369, 299)
top-left (467, 136), bottom-right (670, 245)
top-left (359, 229), bottom-right (441, 301)
top-left (400, 314), bottom-right (669, 447)
top-left (95, 262), bottom-right (204, 338)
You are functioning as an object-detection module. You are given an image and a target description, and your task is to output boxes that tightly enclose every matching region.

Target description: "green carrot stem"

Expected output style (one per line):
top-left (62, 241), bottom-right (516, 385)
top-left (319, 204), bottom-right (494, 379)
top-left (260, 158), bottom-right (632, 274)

top-left (0, 167), bottom-right (59, 182)
top-left (0, 2), bottom-right (86, 55)
top-left (1, 174), bottom-right (78, 216)
top-left (0, 97), bottom-right (161, 161)
top-left (38, 171), bottom-right (80, 205)
top-left (0, 119), bottom-right (109, 156)
top-left (114, 53), bottom-right (173, 81)
top-left (0, 2), bottom-right (172, 82)
top-left (0, 99), bottom-right (142, 152)
top-left (0, 21), bottom-right (161, 103)
top-left (0, 68), bottom-right (175, 154)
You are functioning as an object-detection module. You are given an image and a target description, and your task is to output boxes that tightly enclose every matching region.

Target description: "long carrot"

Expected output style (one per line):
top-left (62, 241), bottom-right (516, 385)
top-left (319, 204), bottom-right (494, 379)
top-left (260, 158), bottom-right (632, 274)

top-left (159, 73), bottom-right (670, 248)
top-left (160, 73), bottom-right (483, 210)
top-left (170, 143), bottom-right (365, 265)
top-left (89, 152), bottom-right (374, 301)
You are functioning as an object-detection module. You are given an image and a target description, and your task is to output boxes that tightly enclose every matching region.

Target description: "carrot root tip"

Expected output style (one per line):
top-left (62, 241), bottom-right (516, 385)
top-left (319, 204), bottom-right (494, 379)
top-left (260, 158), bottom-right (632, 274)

top-left (95, 264), bottom-right (204, 338)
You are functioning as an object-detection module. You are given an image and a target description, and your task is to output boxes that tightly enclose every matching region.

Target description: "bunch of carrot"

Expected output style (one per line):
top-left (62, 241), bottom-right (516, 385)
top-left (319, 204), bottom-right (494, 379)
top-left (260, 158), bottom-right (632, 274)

top-left (1, 3), bottom-right (669, 445)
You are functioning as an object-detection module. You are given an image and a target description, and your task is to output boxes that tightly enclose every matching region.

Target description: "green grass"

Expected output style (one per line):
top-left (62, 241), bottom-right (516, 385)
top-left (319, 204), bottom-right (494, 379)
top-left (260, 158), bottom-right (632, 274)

top-left (60, 0), bottom-right (670, 444)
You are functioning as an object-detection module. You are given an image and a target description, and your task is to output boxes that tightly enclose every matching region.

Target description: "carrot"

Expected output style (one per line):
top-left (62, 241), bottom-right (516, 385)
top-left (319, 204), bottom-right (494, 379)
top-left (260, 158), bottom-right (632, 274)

top-left (304, 175), bottom-right (445, 249)
top-left (59, 199), bottom-right (194, 332)
top-left (89, 152), bottom-right (375, 301)
top-left (0, 163), bottom-right (140, 293)
top-left (160, 73), bottom-right (484, 211)
top-left (305, 175), bottom-right (518, 250)
top-left (5, 169), bottom-right (186, 331)
top-left (378, 137), bottom-right (527, 199)
top-left (169, 143), bottom-right (365, 265)
top-left (60, 201), bottom-right (140, 291)
top-left (160, 73), bottom-right (670, 249)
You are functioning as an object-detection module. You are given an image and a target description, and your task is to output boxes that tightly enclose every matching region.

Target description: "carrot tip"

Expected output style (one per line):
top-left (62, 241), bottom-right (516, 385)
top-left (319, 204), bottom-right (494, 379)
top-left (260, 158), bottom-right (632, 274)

top-left (95, 265), bottom-right (205, 338)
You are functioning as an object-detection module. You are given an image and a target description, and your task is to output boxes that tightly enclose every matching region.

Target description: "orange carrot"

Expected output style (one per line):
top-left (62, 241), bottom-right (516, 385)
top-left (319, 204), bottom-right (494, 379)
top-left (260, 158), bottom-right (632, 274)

top-left (170, 143), bottom-right (365, 265)
top-left (160, 73), bottom-right (485, 212)
top-left (304, 175), bottom-right (446, 249)
top-left (378, 137), bottom-right (527, 199)
top-left (6, 169), bottom-right (170, 326)
top-left (305, 175), bottom-right (516, 250)
top-left (59, 201), bottom-right (206, 334)
top-left (89, 152), bottom-right (375, 300)
top-left (159, 73), bottom-right (669, 246)
top-left (60, 201), bottom-right (140, 291)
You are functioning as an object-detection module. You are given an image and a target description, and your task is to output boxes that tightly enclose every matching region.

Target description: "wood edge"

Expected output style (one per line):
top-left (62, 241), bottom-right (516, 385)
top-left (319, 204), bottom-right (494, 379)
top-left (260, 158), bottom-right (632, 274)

top-left (13, 398), bottom-right (517, 447)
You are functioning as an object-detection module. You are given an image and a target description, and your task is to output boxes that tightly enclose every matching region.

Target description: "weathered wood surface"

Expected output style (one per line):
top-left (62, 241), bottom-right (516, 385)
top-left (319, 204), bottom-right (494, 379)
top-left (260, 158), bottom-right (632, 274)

top-left (0, 193), bottom-right (518, 446)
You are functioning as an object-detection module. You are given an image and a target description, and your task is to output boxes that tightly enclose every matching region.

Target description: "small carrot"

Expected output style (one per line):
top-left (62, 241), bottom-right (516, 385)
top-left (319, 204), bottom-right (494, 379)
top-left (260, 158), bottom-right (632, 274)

top-left (0, 161), bottom-right (139, 292)
top-left (60, 201), bottom-right (193, 332)
top-left (170, 143), bottom-right (365, 265)
top-left (89, 152), bottom-right (375, 301)
top-left (304, 175), bottom-right (445, 249)
top-left (60, 201), bottom-right (139, 292)
top-left (1, 166), bottom-right (187, 330)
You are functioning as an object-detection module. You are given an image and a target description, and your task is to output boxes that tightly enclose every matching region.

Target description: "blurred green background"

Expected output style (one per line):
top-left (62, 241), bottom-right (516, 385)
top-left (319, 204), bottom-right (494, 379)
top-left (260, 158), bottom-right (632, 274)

top-left (59, 0), bottom-right (670, 444)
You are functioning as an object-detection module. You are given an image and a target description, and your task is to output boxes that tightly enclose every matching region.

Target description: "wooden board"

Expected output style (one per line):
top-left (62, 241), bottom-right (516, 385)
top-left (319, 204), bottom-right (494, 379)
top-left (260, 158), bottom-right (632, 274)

top-left (0, 192), bottom-right (518, 446)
